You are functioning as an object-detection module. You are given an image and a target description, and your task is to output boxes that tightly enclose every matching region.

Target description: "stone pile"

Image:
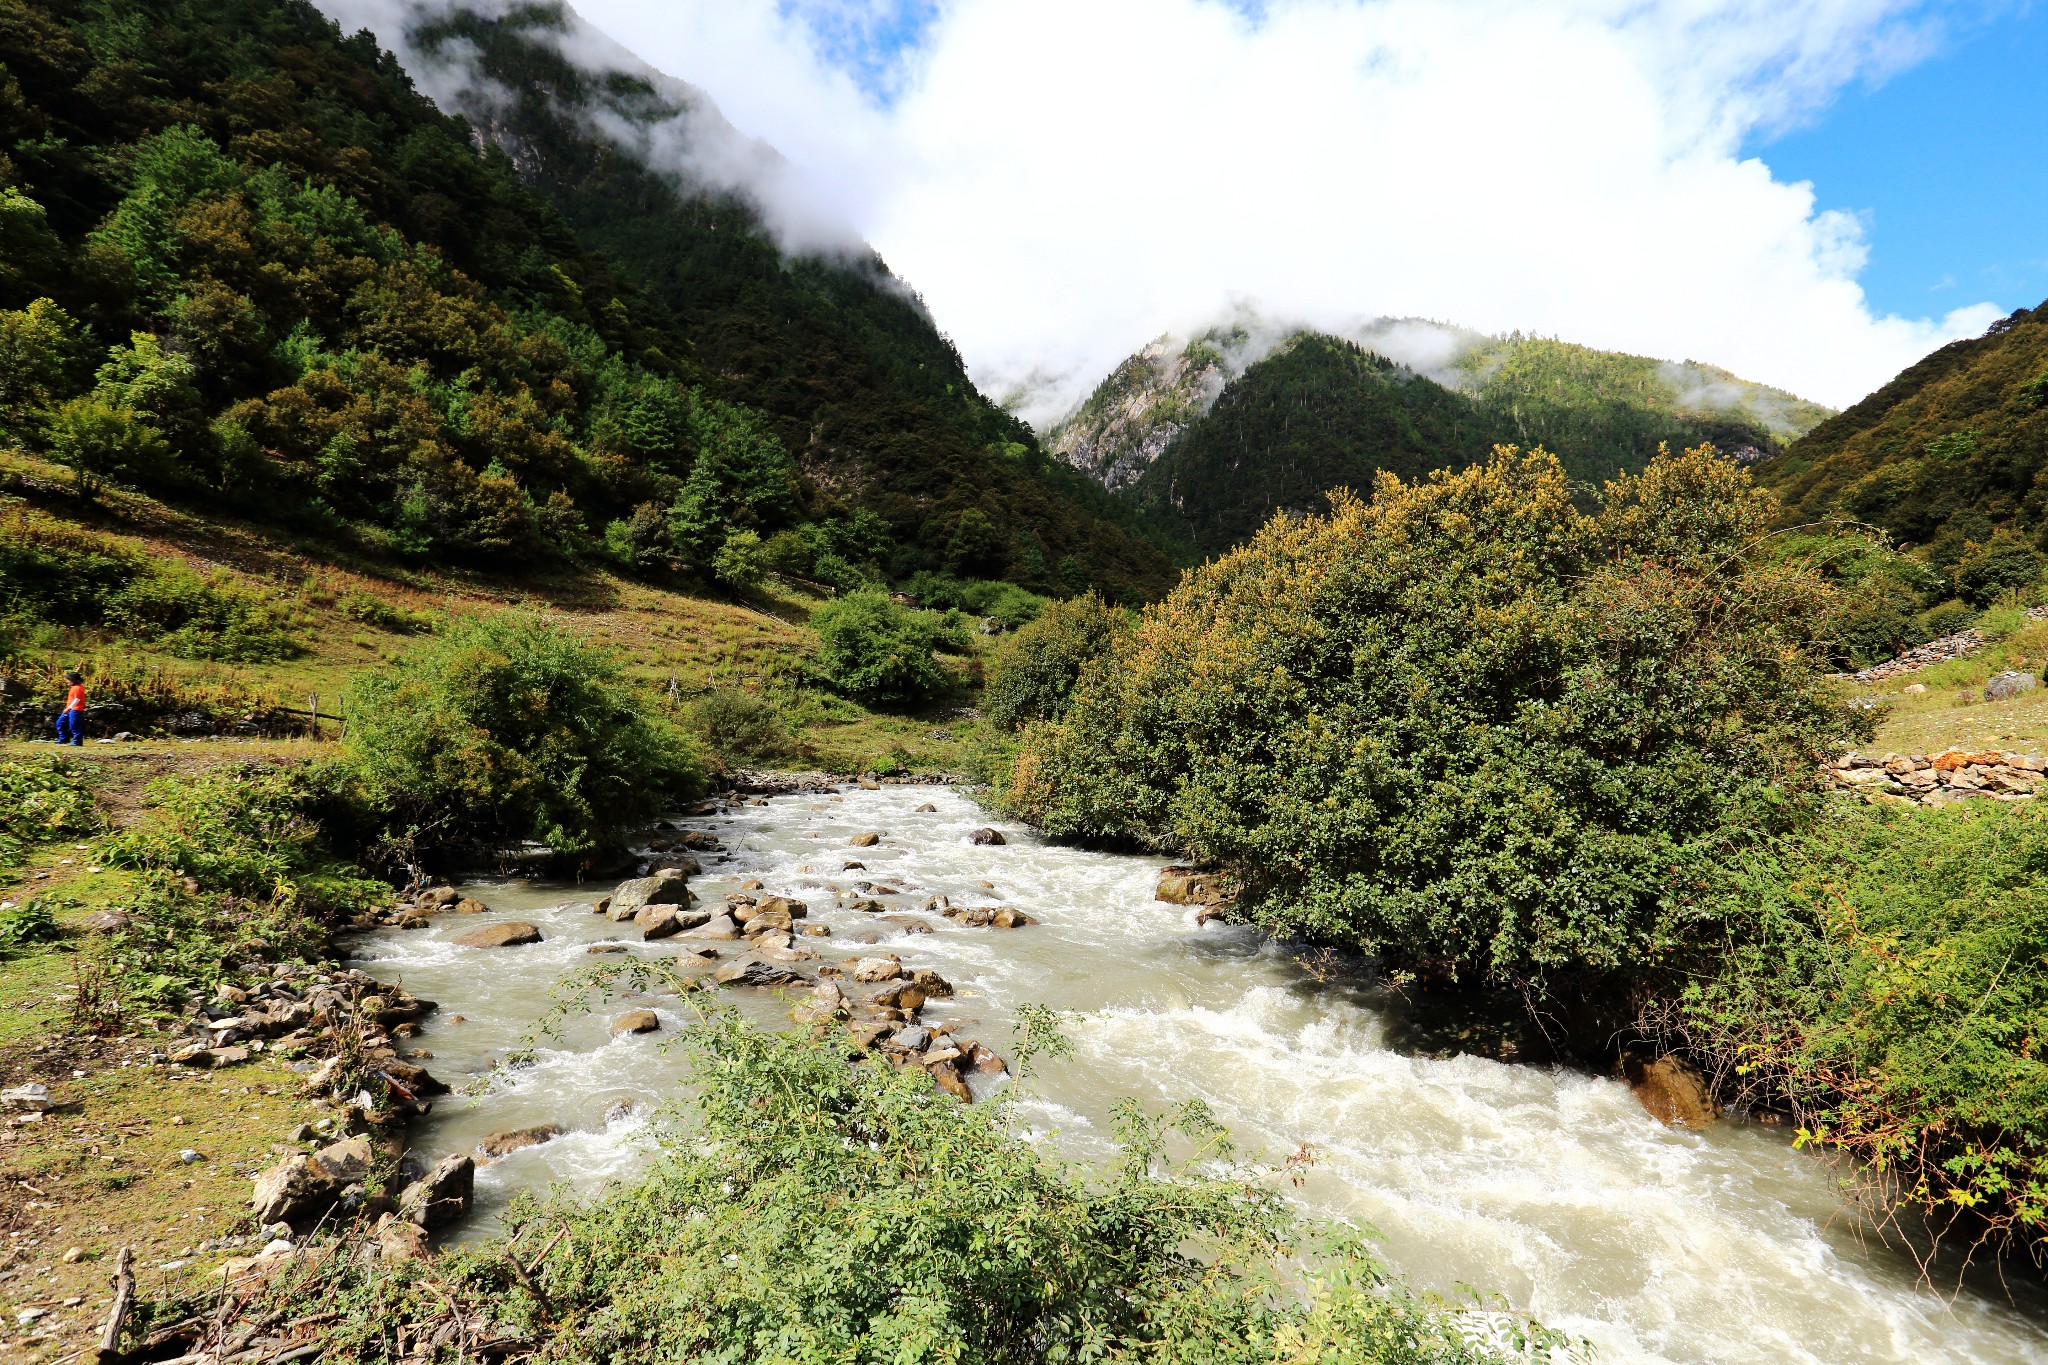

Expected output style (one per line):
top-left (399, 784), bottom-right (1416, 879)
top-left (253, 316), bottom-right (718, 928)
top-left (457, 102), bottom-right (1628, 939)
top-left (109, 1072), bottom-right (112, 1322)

top-left (1847, 605), bottom-right (2048, 683)
top-left (159, 965), bottom-right (440, 1083)
top-left (1826, 748), bottom-right (2046, 807)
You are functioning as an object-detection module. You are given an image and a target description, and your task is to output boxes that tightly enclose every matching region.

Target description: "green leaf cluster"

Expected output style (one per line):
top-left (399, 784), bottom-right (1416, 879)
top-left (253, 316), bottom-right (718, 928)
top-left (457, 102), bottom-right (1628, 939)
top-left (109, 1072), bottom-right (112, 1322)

top-left (809, 589), bottom-right (958, 710)
top-left (0, 753), bottom-right (96, 865)
top-left (1677, 801), bottom-right (2048, 1259)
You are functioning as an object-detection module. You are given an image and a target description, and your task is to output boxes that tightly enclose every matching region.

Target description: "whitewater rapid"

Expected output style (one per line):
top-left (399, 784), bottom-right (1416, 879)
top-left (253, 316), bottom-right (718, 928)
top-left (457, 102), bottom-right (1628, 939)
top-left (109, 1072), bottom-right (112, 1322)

top-left (349, 785), bottom-right (2048, 1364)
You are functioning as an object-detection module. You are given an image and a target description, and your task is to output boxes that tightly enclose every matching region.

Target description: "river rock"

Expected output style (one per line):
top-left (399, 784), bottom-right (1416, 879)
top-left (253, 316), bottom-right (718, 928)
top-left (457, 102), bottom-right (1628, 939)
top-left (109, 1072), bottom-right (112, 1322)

top-left (792, 980), bottom-right (849, 1025)
top-left (968, 827), bottom-right (1006, 846)
top-left (967, 1042), bottom-right (1007, 1075)
top-left (992, 907), bottom-right (1034, 928)
top-left (452, 897), bottom-right (489, 915)
top-left (1986, 671), bottom-right (2039, 701)
top-left (451, 921), bottom-right (542, 948)
top-left (849, 832), bottom-right (882, 847)
top-left (478, 1124), bottom-right (563, 1157)
top-left (909, 968), bottom-right (954, 998)
top-left (889, 1025), bottom-right (931, 1051)
top-left (928, 1059), bottom-right (973, 1101)
top-left (752, 932), bottom-right (817, 963)
top-left (741, 878), bottom-right (765, 890)
top-left (637, 904), bottom-right (709, 939)
top-left (612, 1009), bottom-right (661, 1034)
top-left (880, 915), bottom-right (934, 935)
top-left (1156, 868), bottom-right (1225, 906)
top-left (250, 1137), bottom-right (372, 1225)
top-left (417, 886), bottom-right (461, 909)
top-left (397, 1153), bottom-right (473, 1229)
top-left (915, 803), bottom-right (938, 813)
top-left (610, 872), bottom-right (693, 920)
top-left (375, 1214), bottom-right (433, 1262)
top-left (686, 913), bottom-right (742, 940)
top-left (868, 981), bottom-right (927, 1014)
top-left (1628, 1055), bottom-right (1717, 1128)
top-left (744, 906), bottom-right (795, 936)
top-left (713, 956), bottom-right (807, 988)
top-left (587, 943), bottom-right (629, 954)
top-left (850, 954), bottom-right (903, 983)
top-left (80, 909), bottom-right (131, 933)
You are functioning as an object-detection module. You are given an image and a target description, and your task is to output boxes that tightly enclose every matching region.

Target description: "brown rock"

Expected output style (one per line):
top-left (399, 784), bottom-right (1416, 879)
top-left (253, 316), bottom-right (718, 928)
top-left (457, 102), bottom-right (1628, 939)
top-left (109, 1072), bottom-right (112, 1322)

top-left (744, 906), bottom-right (795, 936)
top-left (869, 981), bottom-right (928, 1014)
top-left (418, 886), bottom-right (462, 908)
top-left (451, 921), bottom-right (542, 948)
top-left (741, 879), bottom-right (765, 890)
top-left (968, 827), bottom-right (1006, 846)
top-left (929, 1059), bottom-right (974, 1101)
top-left (80, 910), bottom-right (131, 933)
top-left (250, 1137), bottom-right (372, 1224)
top-left (849, 832), bottom-right (882, 847)
top-left (850, 954), bottom-right (904, 983)
top-left (858, 777), bottom-right (881, 790)
top-left (1628, 1055), bottom-right (1716, 1128)
top-left (452, 897), bottom-right (490, 915)
top-left (397, 1153), bottom-right (473, 1229)
top-left (880, 915), bottom-right (935, 935)
top-left (478, 1124), bottom-right (563, 1157)
top-left (587, 943), bottom-right (629, 954)
top-left (376, 1215), bottom-right (433, 1262)
top-left (610, 872), bottom-right (694, 921)
top-left (992, 907), bottom-right (1034, 928)
top-left (915, 803), bottom-right (938, 813)
top-left (686, 913), bottom-right (742, 940)
top-left (1156, 868), bottom-right (1224, 906)
top-left (713, 956), bottom-right (807, 988)
top-left (612, 1009), bottom-right (661, 1034)
top-left (636, 904), bottom-right (709, 939)
top-left (909, 969), bottom-right (954, 998)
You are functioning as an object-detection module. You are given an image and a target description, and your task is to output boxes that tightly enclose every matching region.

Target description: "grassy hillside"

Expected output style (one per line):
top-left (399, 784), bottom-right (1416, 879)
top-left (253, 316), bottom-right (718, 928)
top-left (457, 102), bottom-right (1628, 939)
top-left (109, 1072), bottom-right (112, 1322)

top-left (1756, 300), bottom-right (2048, 570)
top-left (0, 0), bottom-right (1172, 601)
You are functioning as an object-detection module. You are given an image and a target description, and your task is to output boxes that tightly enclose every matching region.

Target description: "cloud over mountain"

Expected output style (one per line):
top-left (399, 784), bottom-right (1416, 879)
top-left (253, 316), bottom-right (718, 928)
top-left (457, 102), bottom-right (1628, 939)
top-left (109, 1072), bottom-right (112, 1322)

top-left (331, 0), bottom-right (2009, 422)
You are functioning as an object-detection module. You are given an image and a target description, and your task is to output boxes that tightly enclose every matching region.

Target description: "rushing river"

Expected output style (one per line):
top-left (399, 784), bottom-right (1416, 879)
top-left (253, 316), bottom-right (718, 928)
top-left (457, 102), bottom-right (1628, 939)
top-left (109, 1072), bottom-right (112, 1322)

top-left (350, 785), bottom-right (2048, 1364)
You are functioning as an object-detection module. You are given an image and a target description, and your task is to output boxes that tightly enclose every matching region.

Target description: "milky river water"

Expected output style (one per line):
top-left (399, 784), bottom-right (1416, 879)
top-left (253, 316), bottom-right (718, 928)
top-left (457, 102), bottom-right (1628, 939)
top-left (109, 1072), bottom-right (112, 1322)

top-left (350, 785), bottom-right (2048, 1364)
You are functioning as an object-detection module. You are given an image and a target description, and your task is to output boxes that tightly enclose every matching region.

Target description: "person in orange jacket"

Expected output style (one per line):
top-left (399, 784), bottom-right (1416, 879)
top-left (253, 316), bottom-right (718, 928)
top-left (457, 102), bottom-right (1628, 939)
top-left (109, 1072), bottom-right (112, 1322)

top-left (55, 669), bottom-right (85, 746)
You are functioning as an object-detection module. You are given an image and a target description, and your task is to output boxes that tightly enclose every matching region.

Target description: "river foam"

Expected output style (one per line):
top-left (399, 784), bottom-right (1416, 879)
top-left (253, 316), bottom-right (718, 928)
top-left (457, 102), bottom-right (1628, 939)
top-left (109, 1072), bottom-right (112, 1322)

top-left (352, 784), bottom-right (2048, 1364)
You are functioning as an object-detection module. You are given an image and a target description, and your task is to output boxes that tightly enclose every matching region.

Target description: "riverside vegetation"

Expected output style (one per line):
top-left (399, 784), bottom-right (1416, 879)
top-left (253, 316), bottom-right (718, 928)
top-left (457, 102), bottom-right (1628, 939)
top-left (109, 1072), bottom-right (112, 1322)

top-left (4, 0), bottom-right (2048, 1357)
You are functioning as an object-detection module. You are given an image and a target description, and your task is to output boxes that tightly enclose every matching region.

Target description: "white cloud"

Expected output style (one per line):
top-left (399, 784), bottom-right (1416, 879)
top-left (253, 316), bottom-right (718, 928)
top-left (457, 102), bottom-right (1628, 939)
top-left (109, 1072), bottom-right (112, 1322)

top-left (327, 0), bottom-right (2007, 419)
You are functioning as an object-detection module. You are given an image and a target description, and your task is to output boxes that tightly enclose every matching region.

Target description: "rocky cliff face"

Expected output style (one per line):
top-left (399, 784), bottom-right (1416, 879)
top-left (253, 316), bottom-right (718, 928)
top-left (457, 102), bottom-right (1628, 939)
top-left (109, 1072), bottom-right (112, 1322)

top-left (1044, 337), bottom-right (1228, 493)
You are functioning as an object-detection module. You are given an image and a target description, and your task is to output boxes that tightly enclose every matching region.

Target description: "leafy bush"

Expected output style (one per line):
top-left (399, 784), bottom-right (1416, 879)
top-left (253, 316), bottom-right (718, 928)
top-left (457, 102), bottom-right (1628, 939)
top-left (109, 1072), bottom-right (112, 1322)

top-left (904, 570), bottom-right (1048, 629)
top-left (690, 687), bottom-right (792, 766)
top-left (0, 898), bottom-right (60, 957)
top-left (343, 614), bottom-right (705, 857)
top-left (1919, 598), bottom-right (1977, 638)
top-left (1008, 448), bottom-right (1865, 989)
top-left (1674, 801), bottom-right (2048, 1262)
top-left (105, 567), bottom-right (304, 661)
top-left (98, 765), bottom-right (387, 1004)
top-left (1955, 529), bottom-right (2046, 607)
top-left (0, 756), bottom-right (97, 865)
top-left (983, 591), bottom-right (1129, 729)
top-left (227, 1004), bottom-right (1564, 1364)
top-left (810, 590), bottom-right (952, 709)
top-left (336, 590), bottom-right (429, 634)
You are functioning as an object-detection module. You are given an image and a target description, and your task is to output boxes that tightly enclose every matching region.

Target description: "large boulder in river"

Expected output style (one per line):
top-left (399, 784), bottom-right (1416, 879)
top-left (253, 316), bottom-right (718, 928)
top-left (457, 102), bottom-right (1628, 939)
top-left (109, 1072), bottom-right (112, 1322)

top-left (1156, 868), bottom-right (1225, 907)
top-left (635, 904), bottom-right (708, 939)
top-left (714, 956), bottom-right (807, 988)
top-left (610, 872), bottom-right (693, 920)
top-left (251, 1137), bottom-right (372, 1225)
top-left (450, 921), bottom-right (542, 948)
top-left (849, 832), bottom-right (882, 847)
top-left (968, 827), bottom-right (1006, 846)
top-left (850, 954), bottom-right (903, 983)
top-left (1626, 1055), bottom-right (1717, 1128)
top-left (398, 1153), bottom-right (473, 1229)
top-left (612, 1008), bottom-right (661, 1034)
top-left (478, 1124), bottom-right (562, 1157)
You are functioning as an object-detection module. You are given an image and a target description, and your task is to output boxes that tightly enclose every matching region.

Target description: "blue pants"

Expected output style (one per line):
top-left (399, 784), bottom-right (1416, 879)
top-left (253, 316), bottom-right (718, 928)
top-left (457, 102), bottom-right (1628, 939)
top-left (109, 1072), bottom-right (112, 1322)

top-left (55, 710), bottom-right (82, 745)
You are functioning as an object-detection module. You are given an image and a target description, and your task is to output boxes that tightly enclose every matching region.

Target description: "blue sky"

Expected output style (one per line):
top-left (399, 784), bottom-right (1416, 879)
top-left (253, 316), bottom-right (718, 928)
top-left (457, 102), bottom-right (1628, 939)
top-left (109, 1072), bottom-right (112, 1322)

top-left (1756, 2), bottom-right (2048, 320)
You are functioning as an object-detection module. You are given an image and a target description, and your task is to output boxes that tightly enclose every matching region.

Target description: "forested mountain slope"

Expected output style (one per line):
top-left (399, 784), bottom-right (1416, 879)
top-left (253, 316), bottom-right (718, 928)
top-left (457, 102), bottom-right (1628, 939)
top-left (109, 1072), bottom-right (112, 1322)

top-left (0, 0), bottom-right (1173, 598)
top-left (1756, 300), bottom-right (2048, 568)
top-left (1052, 321), bottom-right (1832, 556)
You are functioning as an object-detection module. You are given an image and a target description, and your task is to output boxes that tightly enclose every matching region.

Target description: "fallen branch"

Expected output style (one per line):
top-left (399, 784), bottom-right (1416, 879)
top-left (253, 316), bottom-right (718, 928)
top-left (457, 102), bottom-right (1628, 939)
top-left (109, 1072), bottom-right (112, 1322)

top-left (94, 1246), bottom-right (134, 1365)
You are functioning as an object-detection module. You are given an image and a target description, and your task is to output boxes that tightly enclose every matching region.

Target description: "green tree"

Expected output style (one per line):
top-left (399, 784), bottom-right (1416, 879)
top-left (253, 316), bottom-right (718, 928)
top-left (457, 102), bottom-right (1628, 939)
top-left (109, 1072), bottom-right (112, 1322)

top-left (1955, 529), bottom-right (2045, 606)
top-left (44, 395), bottom-right (167, 497)
top-left (0, 190), bottom-right (63, 308)
top-left (342, 614), bottom-right (704, 858)
top-left (946, 506), bottom-right (1007, 576)
top-left (711, 527), bottom-right (766, 589)
top-left (1009, 447), bottom-right (1865, 990)
top-left (811, 589), bottom-right (951, 708)
top-left (984, 591), bottom-right (1129, 729)
top-left (0, 297), bottom-right (85, 431)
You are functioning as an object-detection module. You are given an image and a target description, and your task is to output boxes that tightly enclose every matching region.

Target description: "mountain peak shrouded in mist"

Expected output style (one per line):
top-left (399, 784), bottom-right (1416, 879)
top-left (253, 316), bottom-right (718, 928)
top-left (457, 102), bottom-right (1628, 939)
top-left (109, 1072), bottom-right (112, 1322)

top-left (1048, 313), bottom-right (1836, 556)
